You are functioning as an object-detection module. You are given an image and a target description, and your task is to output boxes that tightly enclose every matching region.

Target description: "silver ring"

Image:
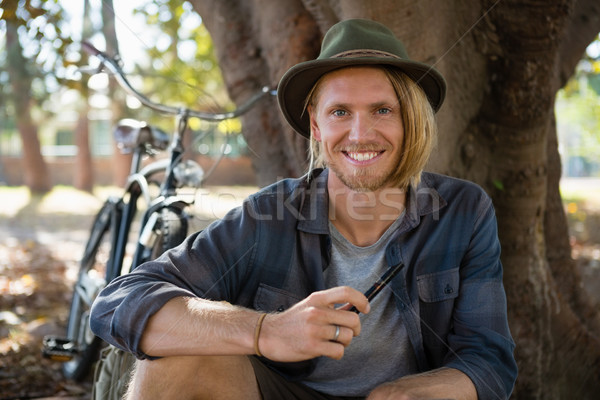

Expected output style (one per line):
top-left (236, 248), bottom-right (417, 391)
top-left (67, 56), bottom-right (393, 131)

top-left (332, 325), bottom-right (340, 342)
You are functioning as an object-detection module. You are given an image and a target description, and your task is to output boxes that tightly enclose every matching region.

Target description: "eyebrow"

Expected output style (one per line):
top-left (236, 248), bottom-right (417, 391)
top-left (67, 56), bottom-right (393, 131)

top-left (322, 101), bottom-right (398, 110)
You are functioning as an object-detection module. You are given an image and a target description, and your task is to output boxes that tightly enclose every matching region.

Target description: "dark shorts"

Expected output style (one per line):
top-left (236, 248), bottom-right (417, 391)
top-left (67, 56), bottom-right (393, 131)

top-left (249, 357), bottom-right (364, 400)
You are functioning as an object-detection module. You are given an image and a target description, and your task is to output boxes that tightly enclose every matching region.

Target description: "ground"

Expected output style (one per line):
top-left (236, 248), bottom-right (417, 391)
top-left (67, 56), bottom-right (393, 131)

top-left (0, 181), bottom-right (598, 399)
top-left (0, 185), bottom-right (254, 400)
top-left (561, 178), bottom-right (600, 307)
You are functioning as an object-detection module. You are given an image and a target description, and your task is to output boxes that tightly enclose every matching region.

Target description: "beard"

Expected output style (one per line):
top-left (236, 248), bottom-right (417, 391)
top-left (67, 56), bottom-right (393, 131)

top-left (327, 143), bottom-right (402, 192)
top-left (332, 164), bottom-right (392, 192)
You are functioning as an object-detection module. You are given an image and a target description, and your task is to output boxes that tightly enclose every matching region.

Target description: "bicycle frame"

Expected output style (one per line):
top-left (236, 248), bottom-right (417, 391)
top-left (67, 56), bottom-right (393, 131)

top-left (105, 149), bottom-right (172, 281)
top-left (78, 42), bottom-right (274, 276)
top-left (44, 41), bottom-right (273, 381)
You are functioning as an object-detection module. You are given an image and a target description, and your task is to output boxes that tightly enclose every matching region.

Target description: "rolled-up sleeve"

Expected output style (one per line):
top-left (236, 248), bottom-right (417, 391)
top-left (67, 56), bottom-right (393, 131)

top-left (90, 200), bottom-right (259, 359)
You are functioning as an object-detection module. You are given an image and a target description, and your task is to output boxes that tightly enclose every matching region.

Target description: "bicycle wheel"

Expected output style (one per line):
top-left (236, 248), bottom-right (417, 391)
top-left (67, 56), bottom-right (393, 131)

top-left (150, 206), bottom-right (188, 259)
top-left (63, 200), bottom-right (118, 381)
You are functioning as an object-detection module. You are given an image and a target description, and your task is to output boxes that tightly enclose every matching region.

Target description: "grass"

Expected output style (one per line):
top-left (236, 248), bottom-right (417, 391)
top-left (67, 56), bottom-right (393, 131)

top-left (0, 184), bottom-right (258, 235)
top-left (0, 185), bottom-right (109, 217)
top-left (560, 178), bottom-right (600, 211)
top-left (2, 180), bottom-right (598, 217)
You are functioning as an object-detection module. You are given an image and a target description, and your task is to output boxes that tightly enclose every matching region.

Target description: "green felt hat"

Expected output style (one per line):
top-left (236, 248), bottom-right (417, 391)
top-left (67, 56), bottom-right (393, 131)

top-left (277, 18), bottom-right (447, 138)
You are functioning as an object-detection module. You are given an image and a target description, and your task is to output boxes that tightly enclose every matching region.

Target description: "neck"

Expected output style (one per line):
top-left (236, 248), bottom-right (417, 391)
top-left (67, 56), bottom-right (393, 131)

top-left (328, 180), bottom-right (406, 247)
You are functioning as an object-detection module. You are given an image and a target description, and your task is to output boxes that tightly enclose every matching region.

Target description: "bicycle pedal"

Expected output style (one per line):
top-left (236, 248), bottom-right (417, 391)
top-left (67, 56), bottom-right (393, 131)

top-left (42, 336), bottom-right (79, 362)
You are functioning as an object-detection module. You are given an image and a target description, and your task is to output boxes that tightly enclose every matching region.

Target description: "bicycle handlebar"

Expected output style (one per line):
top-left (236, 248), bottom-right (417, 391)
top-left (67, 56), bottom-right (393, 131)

top-left (81, 41), bottom-right (274, 121)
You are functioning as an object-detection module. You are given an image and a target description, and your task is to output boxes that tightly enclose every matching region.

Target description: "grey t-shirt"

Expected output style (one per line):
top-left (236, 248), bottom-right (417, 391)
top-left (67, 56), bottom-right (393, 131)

top-left (302, 214), bottom-right (419, 396)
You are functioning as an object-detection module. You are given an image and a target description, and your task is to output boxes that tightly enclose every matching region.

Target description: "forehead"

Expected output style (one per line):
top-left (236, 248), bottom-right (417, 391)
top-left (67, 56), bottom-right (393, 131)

top-left (313, 66), bottom-right (396, 104)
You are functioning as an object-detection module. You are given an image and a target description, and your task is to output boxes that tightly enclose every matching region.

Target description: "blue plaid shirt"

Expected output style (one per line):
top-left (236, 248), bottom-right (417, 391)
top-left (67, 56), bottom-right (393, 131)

top-left (91, 168), bottom-right (517, 399)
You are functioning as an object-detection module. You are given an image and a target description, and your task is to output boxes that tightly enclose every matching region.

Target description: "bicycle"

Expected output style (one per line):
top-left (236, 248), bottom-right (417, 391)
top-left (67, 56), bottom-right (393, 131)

top-left (42, 42), bottom-right (273, 381)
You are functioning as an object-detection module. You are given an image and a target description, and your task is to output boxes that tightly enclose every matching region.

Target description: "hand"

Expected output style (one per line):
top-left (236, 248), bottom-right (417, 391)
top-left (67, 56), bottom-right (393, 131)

top-left (367, 368), bottom-right (475, 400)
top-left (368, 385), bottom-right (451, 400)
top-left (368, 383), bottom-right (455, 400)
top-left (258, 286), bottom-right (370, 362)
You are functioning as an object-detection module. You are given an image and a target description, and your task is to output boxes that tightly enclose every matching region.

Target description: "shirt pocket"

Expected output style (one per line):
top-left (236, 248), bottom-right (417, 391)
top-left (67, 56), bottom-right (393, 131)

top-left (417, 267), bottom-right (460, 303)
top-left (254, 283), bottom-right (303, 313)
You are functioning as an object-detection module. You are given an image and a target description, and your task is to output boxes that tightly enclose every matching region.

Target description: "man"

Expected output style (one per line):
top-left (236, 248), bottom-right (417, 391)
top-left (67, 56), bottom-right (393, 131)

top-left (90, 19), bottom-right (517, 399)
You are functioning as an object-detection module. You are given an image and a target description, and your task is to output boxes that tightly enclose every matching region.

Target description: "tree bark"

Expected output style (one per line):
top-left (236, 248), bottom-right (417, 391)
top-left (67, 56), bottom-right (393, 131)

top-left (102, 0), bottom-right (130, 186)
top-left (74, 0), bottom-right (94, 192)
top-left (5, 18), bottom-right (51, 194)
top-left (189, 0), bottom-right (320, 186)
top-left (546, 0), bottom-right (600, 336)
top-left (73, 106), bottom-right (94, 192)
top-left (190, 0), bottom-right (600, 397)
top-left (475, 1), bottom-right (600, 397)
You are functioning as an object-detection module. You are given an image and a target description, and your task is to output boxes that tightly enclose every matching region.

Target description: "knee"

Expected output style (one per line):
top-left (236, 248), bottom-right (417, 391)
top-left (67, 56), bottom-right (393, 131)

top-left (132, 355), bottom-right (235, 385)
top-left (127, 355), bottom-right (259, 400)
top-left (136, 354), bottom-right (249, 377)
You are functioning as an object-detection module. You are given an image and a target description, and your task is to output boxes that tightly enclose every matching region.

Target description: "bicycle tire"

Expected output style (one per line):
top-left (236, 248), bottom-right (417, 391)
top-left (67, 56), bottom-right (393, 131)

top-left (150, 207), bottom-right (188, 260)
top-left (62, 200), bottom-right (118, 381)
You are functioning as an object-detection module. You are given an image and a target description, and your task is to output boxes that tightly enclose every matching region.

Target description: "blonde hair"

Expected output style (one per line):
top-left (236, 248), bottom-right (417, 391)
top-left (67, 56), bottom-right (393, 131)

top-left (304, 66), bottom-right (437, 189)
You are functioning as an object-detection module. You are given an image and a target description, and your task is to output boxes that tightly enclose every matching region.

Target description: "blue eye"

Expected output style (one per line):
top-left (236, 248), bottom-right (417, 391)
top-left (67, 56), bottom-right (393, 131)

top-left (377, 108), bottom-right (392, 115)
top-left (333, 109), bottom-right (347, 117)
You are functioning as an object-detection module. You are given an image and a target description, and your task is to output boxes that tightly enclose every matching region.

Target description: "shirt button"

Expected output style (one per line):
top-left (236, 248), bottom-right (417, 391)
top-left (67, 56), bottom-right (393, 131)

top-left (277, 305), bottom-right (285, 312)
top-left (444, 284), bottom-right (454, 294)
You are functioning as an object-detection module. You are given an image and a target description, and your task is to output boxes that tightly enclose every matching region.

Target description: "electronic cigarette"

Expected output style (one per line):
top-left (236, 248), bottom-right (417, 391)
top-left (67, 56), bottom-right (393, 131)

top-left (349, 262), bottom-right (403, 313)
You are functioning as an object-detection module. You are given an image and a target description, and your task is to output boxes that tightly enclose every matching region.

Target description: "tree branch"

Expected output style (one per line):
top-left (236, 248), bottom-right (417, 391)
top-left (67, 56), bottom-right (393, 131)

top-left (557, 0), bottom-right (600, 88)
top-left (300, 0), bottom-right (338, 33)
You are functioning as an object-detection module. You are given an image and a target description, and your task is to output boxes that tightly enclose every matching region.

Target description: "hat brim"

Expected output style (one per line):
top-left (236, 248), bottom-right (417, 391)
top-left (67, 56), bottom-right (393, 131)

top-left (277, 57), bottom-right (446, 138)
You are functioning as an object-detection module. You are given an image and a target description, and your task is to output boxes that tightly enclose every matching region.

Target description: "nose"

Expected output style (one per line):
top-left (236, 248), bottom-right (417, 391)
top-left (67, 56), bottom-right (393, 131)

top-left (348, 113), bottom-right (376, 142)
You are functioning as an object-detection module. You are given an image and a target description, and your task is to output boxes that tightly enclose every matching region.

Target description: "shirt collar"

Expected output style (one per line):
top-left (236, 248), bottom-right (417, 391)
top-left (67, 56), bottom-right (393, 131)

top-left (297, 169), bottom-right (330, 234)
top-left (406, 173), bottom-right (448, 222)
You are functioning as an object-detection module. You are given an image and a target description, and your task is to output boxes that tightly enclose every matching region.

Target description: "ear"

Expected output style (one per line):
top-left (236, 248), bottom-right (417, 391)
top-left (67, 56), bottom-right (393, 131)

top-left (308, 105), bottom-right (322, 142)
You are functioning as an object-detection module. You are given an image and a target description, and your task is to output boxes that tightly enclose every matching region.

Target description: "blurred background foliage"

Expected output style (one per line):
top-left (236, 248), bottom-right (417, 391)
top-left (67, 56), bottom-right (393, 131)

top-left (556, 36), bottom-right (600, 177)
top-left (0, 0), bottom-right (240, 178)
top-left (1, 0), bottom-right (73, 128)
top-left (0, 1), bottom-right (598, 188)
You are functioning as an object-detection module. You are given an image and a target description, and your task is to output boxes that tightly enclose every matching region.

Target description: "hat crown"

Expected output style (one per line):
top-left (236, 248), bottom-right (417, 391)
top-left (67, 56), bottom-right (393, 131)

top-left (277, 18), bottom-right (446, 138)
top-left (318, 19), bottom-right (409, 61)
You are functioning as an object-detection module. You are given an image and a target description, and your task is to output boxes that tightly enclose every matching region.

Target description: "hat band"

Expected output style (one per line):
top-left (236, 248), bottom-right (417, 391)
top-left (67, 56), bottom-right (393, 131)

top-left (331, 49), bottom-right (400, 59)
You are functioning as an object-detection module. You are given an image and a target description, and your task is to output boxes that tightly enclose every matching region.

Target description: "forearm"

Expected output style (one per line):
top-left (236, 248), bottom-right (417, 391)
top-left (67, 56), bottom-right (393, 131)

top-left (139, 296), bottom-right (260, 358)
top-left (368, 367), bottom-right (477, 400)
top-left (140, 286), bottom-right (371, 362)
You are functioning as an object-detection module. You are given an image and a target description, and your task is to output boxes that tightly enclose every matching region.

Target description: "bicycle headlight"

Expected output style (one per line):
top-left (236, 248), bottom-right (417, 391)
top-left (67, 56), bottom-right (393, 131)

top-left (173, 160), bottom-right (204, 188)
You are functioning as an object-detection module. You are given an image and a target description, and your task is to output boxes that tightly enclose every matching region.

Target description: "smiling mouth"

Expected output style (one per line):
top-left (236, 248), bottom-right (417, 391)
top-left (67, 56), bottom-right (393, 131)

top-left (344, 151), bottom-right (383, 162)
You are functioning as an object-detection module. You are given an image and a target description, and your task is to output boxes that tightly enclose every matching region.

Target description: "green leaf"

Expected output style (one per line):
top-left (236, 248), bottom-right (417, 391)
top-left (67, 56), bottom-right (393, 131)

top-left (493, 180), bottom-right (505, 191)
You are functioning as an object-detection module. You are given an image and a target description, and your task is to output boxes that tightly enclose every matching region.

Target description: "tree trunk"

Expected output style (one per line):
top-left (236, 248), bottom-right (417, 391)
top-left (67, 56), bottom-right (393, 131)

top-left (73, 106), bottom-right (94, 192)
top-left (470, 2), bottom-right (600, 397)
top-left (5, 18), bottom-right (51, 194)
top-left (190, 0), bottom-right (600, 397)
top-left (74, 0), bottom-right (94, 192)
top-left (189, 0), bottom-right (319, 186)
top-left (102, 0), bottom-right (130, 186)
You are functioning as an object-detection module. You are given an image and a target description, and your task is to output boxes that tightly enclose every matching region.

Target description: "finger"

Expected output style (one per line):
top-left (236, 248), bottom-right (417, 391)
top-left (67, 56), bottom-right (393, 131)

top-left (347, 295), bottom-right (371, 315)
top-left (331, 324), bottom-right (341, 342)
top-left (330, 325), bottom-right (354, 346)
top-left (319, 338), bottom-right (346, 360)
top-left (308, 286), bottom-right (370, 313)
top-left (332, 287), bottom-right (370, 315)
top-left (336, 301), bottom-right (370, 314)
top-left (329, 311), bottom-right (361, 337)
top-left (289, 324), bottom-right (347, 360)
